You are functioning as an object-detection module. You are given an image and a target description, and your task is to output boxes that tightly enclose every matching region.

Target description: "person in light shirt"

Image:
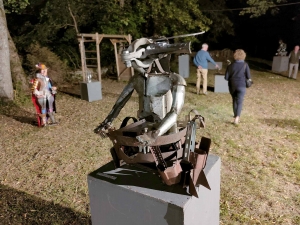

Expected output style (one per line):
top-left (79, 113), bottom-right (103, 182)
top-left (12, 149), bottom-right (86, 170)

top-left (193, 43), bottom-right (219, 95)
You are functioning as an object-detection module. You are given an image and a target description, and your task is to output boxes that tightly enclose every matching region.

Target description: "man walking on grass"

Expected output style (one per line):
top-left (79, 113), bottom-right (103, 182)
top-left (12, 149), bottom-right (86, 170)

top-left (288, 45), bottom-right (300, 79)
top-left (193, 43), bottom-right (219, 95)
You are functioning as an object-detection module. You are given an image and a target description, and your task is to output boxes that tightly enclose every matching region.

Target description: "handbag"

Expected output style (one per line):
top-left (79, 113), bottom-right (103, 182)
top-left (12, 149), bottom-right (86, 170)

top-left (244, 63), bottom-right (253, 88)
top-left (246, 79), bottom-right (253, 88)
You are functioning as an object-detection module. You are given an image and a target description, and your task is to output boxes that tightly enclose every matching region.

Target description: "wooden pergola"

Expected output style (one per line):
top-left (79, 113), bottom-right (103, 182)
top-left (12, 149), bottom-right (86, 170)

top-left (77, 33), bottom-right (134, 82)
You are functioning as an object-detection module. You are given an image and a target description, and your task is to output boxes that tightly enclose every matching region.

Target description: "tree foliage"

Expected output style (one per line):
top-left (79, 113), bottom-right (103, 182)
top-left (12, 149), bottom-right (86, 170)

top-left (3, 0), bottom-right (29, 13)
top-left (6, 0), bottom-right (237, 70)
top-left (6, 0), bottom-right (289, 74)
top-left (240, 0), bottom-right (287, 17)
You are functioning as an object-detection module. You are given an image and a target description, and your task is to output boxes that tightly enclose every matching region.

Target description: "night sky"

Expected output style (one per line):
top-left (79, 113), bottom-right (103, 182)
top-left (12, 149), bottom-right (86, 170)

top-left (209, 1), bottom-right (300, 60)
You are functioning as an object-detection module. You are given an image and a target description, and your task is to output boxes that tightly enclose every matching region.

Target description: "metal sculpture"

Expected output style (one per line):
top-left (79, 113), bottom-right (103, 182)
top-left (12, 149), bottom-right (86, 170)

top-left (94, 32), bottom-right (211, 197)
top-left (276, 39), bottom-right (287, 56)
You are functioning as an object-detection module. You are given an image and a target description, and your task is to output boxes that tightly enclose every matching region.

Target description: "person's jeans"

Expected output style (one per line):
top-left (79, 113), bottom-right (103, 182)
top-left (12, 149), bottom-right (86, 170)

top-left (288, 63), bottom-right (299, 79)
top-left (196, 68), bottom-right (208, 93)
top-left (229, 86), bottom-right (246, 117)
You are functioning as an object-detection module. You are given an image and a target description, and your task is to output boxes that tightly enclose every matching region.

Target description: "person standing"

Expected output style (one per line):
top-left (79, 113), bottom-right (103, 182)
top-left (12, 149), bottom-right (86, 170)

top-left (193, 43), bottom-right (219, 95)
top-left (225, 49), bottom-right (251, 125)
top-left (31, 63), bottom-right (57, 126)
top-left (288, 45), bottom-right (300, 79)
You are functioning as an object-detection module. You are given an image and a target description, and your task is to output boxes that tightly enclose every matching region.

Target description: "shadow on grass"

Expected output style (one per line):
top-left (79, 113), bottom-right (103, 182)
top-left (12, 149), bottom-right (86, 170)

top-left (187, 83), bottom-right (215, 92)
top-left (59, 83), bottom-right (138, 100)
top-left (58, 85), bottom-right (81, 99)
top-left (0, 184), bottom-right (91, 225)
top-left (261, 118), bottom-right (300, 131)
top-left (0, 99), bottom-right (36, 126)
top-left (247, 60), bottom-right (271, 72)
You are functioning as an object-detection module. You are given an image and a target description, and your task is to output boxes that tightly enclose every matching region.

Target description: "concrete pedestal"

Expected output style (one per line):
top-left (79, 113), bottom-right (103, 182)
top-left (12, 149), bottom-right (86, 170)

top-left (80, 81), bottom-right (102, 102)
top-left (178, 55), bottom-right (190, 78)
top-left (208, 62), bottom-right (222, 70)
top-left (214, 74), bottom-right (229, 93)
top-left (272, 56), bottom-right (289, 72)
top-left (87, 155), bottom-right (221, 225)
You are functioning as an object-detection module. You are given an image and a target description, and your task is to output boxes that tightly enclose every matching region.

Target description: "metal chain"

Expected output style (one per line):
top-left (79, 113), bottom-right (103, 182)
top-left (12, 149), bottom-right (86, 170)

top-left (150, 146), bottom-right (167, 169)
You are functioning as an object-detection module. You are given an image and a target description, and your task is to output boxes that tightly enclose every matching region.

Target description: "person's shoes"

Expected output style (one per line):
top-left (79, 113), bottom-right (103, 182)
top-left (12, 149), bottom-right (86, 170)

top-left (196, 89), bottom-right (200, 95)
top-left (203, 92), bottom-right (208, 95)
top-left (233, 116), bottom-right (239, 125)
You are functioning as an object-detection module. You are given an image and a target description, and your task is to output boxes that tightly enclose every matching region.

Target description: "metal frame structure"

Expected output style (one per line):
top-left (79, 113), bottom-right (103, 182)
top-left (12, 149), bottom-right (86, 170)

top-left (77, 33), bottom-right (133, 82)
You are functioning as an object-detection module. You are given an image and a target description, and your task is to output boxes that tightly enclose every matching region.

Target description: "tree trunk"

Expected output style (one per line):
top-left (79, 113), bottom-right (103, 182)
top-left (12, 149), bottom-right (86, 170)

top-left (0, 0), bottom-right (13, 100)
top-left (8, 30), bottom-right (29, 93)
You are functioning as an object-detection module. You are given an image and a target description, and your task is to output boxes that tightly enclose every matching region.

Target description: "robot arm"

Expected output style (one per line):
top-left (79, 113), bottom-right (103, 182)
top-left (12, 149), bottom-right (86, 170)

top-left (156, 74), bottom-right (186, 136)
top-left (94, 80), bottom-right (135, 137)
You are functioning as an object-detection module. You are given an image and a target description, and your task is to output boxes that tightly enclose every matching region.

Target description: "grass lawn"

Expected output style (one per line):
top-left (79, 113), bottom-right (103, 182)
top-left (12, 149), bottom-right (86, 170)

top-left (0, 59), bottom-right (299, 224)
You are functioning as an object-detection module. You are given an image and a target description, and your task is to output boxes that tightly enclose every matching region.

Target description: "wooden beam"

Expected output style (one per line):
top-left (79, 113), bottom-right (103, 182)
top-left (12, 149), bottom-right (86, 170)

top-left (110, 39), bottom-right (127, 44)
top-left (96, 32), bottom-right (102, 82)
top-left (79, 39), bottom-right (86, 82)
top-left (78, 33), bottom-right (130, 40)
top-left (111, 41), bottom-right (120, 81)
top-left (128, 34), bottom-right (134, 77)
top-left (81, 40), bottom-right (96, 43)
top-left (125, 34), bottom-right (132, 43)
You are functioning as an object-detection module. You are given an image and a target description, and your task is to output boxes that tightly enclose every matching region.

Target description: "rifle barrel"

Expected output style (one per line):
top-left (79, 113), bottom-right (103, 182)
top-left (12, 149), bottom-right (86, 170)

top-left (154, 31), bottom-right (205, 41)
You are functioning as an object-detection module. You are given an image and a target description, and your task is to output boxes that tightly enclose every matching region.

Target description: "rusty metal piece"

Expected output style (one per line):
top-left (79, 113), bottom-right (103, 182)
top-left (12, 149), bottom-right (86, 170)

top-left (196, 169), bottom-right (211, 190)
top-left (189, 150), bottom-right (207, 170)
top-left (115, 147), bottom-right (183, 164)
top-left (136, 130), bottom-right (160, 145)
top-left (105, 114), bottom-right (211, 197)
top-left (108, 120), bottom-right (187, 147)
top-left (158, 161), bottom-right (182, 185)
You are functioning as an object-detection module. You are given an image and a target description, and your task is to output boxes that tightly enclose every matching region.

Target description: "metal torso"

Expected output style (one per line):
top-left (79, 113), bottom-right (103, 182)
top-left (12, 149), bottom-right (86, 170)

top-left (133, 73), bottom-right (172, 120)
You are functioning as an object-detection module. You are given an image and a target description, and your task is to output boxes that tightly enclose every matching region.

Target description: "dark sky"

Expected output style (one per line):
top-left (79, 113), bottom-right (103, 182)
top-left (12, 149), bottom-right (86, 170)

top-left (210, 0), bottom-right (300, 60)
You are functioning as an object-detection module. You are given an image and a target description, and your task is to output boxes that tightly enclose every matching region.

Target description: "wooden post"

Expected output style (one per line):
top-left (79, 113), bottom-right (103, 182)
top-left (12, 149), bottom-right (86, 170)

top-left (96, 32), bottom-right (101, 82)
top-left (111, 40), bottom-right (120, 80)
top-left (79, 37), bottom-right (86, 82)
top-left (127, 34), bottom-right (134, 77)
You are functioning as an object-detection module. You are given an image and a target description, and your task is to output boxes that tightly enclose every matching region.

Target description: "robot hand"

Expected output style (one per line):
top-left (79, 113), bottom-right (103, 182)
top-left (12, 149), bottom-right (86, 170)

top-left (136, 130), bottom-right (160, 145)
top-left (94, 122), bottom-right (112, 138)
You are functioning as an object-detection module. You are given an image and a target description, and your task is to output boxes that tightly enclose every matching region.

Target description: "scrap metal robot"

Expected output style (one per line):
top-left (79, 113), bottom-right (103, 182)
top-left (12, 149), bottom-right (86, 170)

top-left (94, 32), bottom-right (211, 197)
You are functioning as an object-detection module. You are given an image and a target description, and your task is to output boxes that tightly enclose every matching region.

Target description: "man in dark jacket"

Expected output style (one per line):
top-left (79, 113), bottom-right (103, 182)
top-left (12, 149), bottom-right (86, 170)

top-left (288, 45), bottom-right (300, 79)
